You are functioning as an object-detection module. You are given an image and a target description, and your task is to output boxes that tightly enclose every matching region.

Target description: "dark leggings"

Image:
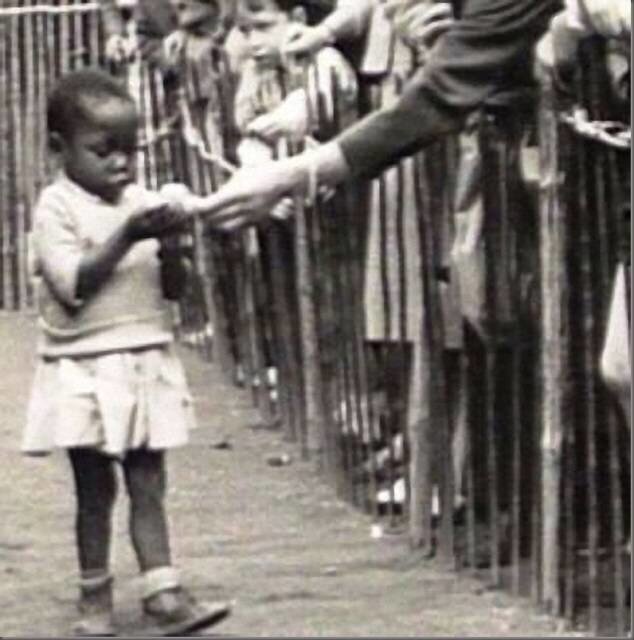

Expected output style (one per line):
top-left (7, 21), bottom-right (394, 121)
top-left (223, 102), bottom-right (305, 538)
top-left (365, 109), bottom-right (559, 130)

top-left (68, 448), bottom-right (171, 575)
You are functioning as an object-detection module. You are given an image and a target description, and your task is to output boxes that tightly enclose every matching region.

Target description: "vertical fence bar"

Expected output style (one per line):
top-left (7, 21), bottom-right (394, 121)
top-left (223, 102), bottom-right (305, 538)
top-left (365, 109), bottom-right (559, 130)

top-left (7, 7), bottom-right (21, 310)
top-left (587, 43), bottom-right (628, 634)
top-left (71, 0), bottom-right (83, 70)
top-left (0, 14), bottom-right (7, 309)
top-left (294, 194), bottom-right (326, 464)
top-left (480, 116), bottom-right (500, 586)
top-left (573, 96), bottom-right (600, 637)
top-left (462, 344), bottom-right (477, 573)
top-left (262, 221), bottom-right (300, 441)
top-left (537, 72), bottom-right (567, 616)
top-left (412, 148), bottom-right (445, 555)
top-left (605, 149), bottom-right (628, 637)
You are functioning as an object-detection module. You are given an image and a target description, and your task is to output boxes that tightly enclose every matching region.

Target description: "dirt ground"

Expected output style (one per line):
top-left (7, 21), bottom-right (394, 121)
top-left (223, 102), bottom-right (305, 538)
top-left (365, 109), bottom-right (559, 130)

top-left (0, 313), bottom-right (578, 637)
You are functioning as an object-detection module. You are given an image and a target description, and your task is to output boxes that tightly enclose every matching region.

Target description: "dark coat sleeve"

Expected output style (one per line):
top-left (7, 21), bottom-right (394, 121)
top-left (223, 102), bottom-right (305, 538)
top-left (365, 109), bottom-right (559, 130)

top-left (338, 0), bottom-right (562, 180)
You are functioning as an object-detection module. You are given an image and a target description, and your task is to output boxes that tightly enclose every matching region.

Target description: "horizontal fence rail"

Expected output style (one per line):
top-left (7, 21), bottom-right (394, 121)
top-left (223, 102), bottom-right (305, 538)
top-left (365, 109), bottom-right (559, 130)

top-left (0, 4), bottom-right (630, 635)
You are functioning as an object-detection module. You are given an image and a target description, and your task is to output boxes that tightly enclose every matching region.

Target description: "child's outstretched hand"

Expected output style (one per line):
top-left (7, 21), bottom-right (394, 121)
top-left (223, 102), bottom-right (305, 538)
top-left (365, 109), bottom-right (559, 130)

top-left (126, 194), bottom-right (188, 241)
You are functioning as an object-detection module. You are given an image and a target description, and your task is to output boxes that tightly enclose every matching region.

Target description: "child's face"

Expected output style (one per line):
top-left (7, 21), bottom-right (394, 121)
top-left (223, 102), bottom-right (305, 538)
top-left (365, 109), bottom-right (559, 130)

top-left (58, 98), bottom-right (138, 203)
top-left (170, 0), bottom-right (220, 33)
top-left (237, 0), bottom-right (290, 70)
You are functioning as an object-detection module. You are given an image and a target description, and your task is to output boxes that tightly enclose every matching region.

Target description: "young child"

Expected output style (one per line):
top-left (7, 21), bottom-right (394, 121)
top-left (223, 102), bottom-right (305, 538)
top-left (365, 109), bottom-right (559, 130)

top-left (22, 69), bottom-right (230, 637)
top-left (233, 0), bottom-right (356, 146)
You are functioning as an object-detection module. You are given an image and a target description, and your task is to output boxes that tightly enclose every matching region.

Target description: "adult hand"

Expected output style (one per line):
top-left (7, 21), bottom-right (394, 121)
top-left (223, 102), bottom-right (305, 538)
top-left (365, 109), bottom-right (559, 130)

top-left (384, 1), bottom-right (454, 50)
top-left (195, 161), bottom-right (300, 232)
top-left (105, 34), bottom-right (135, 65)
top-left (283, 23), bottom-right (333, 58)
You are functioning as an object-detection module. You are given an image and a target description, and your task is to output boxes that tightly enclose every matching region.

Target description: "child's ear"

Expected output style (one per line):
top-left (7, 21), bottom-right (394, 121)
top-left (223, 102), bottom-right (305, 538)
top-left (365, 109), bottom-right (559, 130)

top-left (48, 132), bottom-right (64, 153)
top-left (290, 6), bottom-right (307, 25)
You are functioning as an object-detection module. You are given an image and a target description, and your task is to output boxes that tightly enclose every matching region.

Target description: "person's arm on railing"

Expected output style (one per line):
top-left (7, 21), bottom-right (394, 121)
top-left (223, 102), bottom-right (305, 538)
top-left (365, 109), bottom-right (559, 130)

top-left (177, 0), bottom-right (561, 231)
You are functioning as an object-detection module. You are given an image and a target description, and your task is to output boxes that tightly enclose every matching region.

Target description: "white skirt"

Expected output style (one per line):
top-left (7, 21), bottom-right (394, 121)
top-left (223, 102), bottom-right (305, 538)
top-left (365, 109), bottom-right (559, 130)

top-left (22, 345), bottom-right (197, 458)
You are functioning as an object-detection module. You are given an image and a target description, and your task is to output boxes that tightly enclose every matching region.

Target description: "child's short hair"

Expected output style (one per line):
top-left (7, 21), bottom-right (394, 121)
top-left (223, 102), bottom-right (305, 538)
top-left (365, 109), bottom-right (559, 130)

top-left (239, 0), bottom-right (333, 26)
top-left (47, 69), bottom-right (134, 139)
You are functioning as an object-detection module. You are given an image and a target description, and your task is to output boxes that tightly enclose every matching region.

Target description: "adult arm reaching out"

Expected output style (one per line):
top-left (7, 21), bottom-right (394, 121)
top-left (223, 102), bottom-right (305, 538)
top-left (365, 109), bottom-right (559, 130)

top-left (198, 0), bottom-right (561, 230)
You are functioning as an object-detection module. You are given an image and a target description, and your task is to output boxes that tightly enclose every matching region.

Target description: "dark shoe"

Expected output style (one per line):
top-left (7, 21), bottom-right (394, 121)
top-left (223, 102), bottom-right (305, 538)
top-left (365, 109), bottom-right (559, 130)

top-left (73, 575), bottom-right (115, 637)
top-left (143, 587), bottom-right (231, 636)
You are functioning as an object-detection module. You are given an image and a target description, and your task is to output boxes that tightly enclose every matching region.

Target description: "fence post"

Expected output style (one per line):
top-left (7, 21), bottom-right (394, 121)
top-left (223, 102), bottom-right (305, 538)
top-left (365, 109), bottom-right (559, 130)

top-left (294, 195), bottom-right (328, 467)
top-left (0, 16), bottom-right (7, 310)
top-left (538, 72), bottom-right (567, 616)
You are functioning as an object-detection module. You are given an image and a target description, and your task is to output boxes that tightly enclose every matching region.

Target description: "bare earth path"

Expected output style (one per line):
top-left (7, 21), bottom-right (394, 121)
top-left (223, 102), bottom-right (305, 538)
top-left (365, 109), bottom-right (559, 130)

top-left (0, 314), bottom-right (571, 637)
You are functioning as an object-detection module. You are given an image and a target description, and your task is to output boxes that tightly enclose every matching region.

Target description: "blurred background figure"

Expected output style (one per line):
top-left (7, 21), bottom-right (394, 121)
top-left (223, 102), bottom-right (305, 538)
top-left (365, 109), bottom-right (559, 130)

top-left (100, 0), bottom-right (177, 68)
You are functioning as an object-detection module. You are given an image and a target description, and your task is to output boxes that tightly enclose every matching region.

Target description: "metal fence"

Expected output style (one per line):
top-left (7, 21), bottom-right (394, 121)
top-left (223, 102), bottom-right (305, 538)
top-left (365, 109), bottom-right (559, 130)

top-left (0, 3), bottom-right (630, 635)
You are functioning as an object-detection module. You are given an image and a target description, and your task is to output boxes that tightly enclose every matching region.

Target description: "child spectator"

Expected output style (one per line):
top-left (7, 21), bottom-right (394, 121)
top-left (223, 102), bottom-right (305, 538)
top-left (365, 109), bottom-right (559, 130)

top-left (22, 69), bottom-right (230, 637)
top-left (219, 0), bottom-right (356, 403)
top-left (100, 0), bottom-right (177, 68)
top-left (233, 0), bottom-right (356, 145)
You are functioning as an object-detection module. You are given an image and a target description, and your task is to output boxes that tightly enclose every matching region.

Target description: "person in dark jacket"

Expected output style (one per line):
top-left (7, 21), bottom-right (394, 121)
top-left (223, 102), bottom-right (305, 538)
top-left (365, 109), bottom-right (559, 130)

top-left (186, 0), bottom-right (562, 228)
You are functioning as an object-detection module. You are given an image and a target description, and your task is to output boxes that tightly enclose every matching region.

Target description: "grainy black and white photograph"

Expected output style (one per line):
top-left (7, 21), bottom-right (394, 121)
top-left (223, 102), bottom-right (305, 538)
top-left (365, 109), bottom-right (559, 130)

top-left (0, 0), bottom-right (630, 637)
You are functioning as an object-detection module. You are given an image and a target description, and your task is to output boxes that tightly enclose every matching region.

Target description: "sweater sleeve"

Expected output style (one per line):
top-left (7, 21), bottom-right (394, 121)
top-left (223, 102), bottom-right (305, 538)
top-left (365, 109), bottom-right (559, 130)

top-left (337, 0), bottom-right (560, 179)
top-left (33, 190), bottom-right (84, 307)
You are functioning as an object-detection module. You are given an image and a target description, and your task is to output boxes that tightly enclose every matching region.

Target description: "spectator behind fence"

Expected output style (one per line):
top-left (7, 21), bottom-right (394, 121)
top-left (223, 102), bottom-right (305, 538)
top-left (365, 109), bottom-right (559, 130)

top-left (168, 0), bottom-right (237, 159)
top-left (163, 0), bottom-right (242, 70)
top-left (238, 0), bottom-right (531, 516)
top-left (227, 0), bottom-right (357, 394)
top-left (234, 0), bottom-right (355, 141)
top-left (184, 0), bottom-right (561, 227)
top-left (100, 0), bottom-right (177, 67)
top-left (281, 0), bottom-right (467, 512)
top-left (22, 69), bottom-right (231, 637)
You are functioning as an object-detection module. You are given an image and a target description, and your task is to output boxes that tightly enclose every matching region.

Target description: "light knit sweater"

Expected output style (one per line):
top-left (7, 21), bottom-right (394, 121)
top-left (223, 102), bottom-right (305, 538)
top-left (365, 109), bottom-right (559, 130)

top-left (32, 176), bottom-right (173, 358)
